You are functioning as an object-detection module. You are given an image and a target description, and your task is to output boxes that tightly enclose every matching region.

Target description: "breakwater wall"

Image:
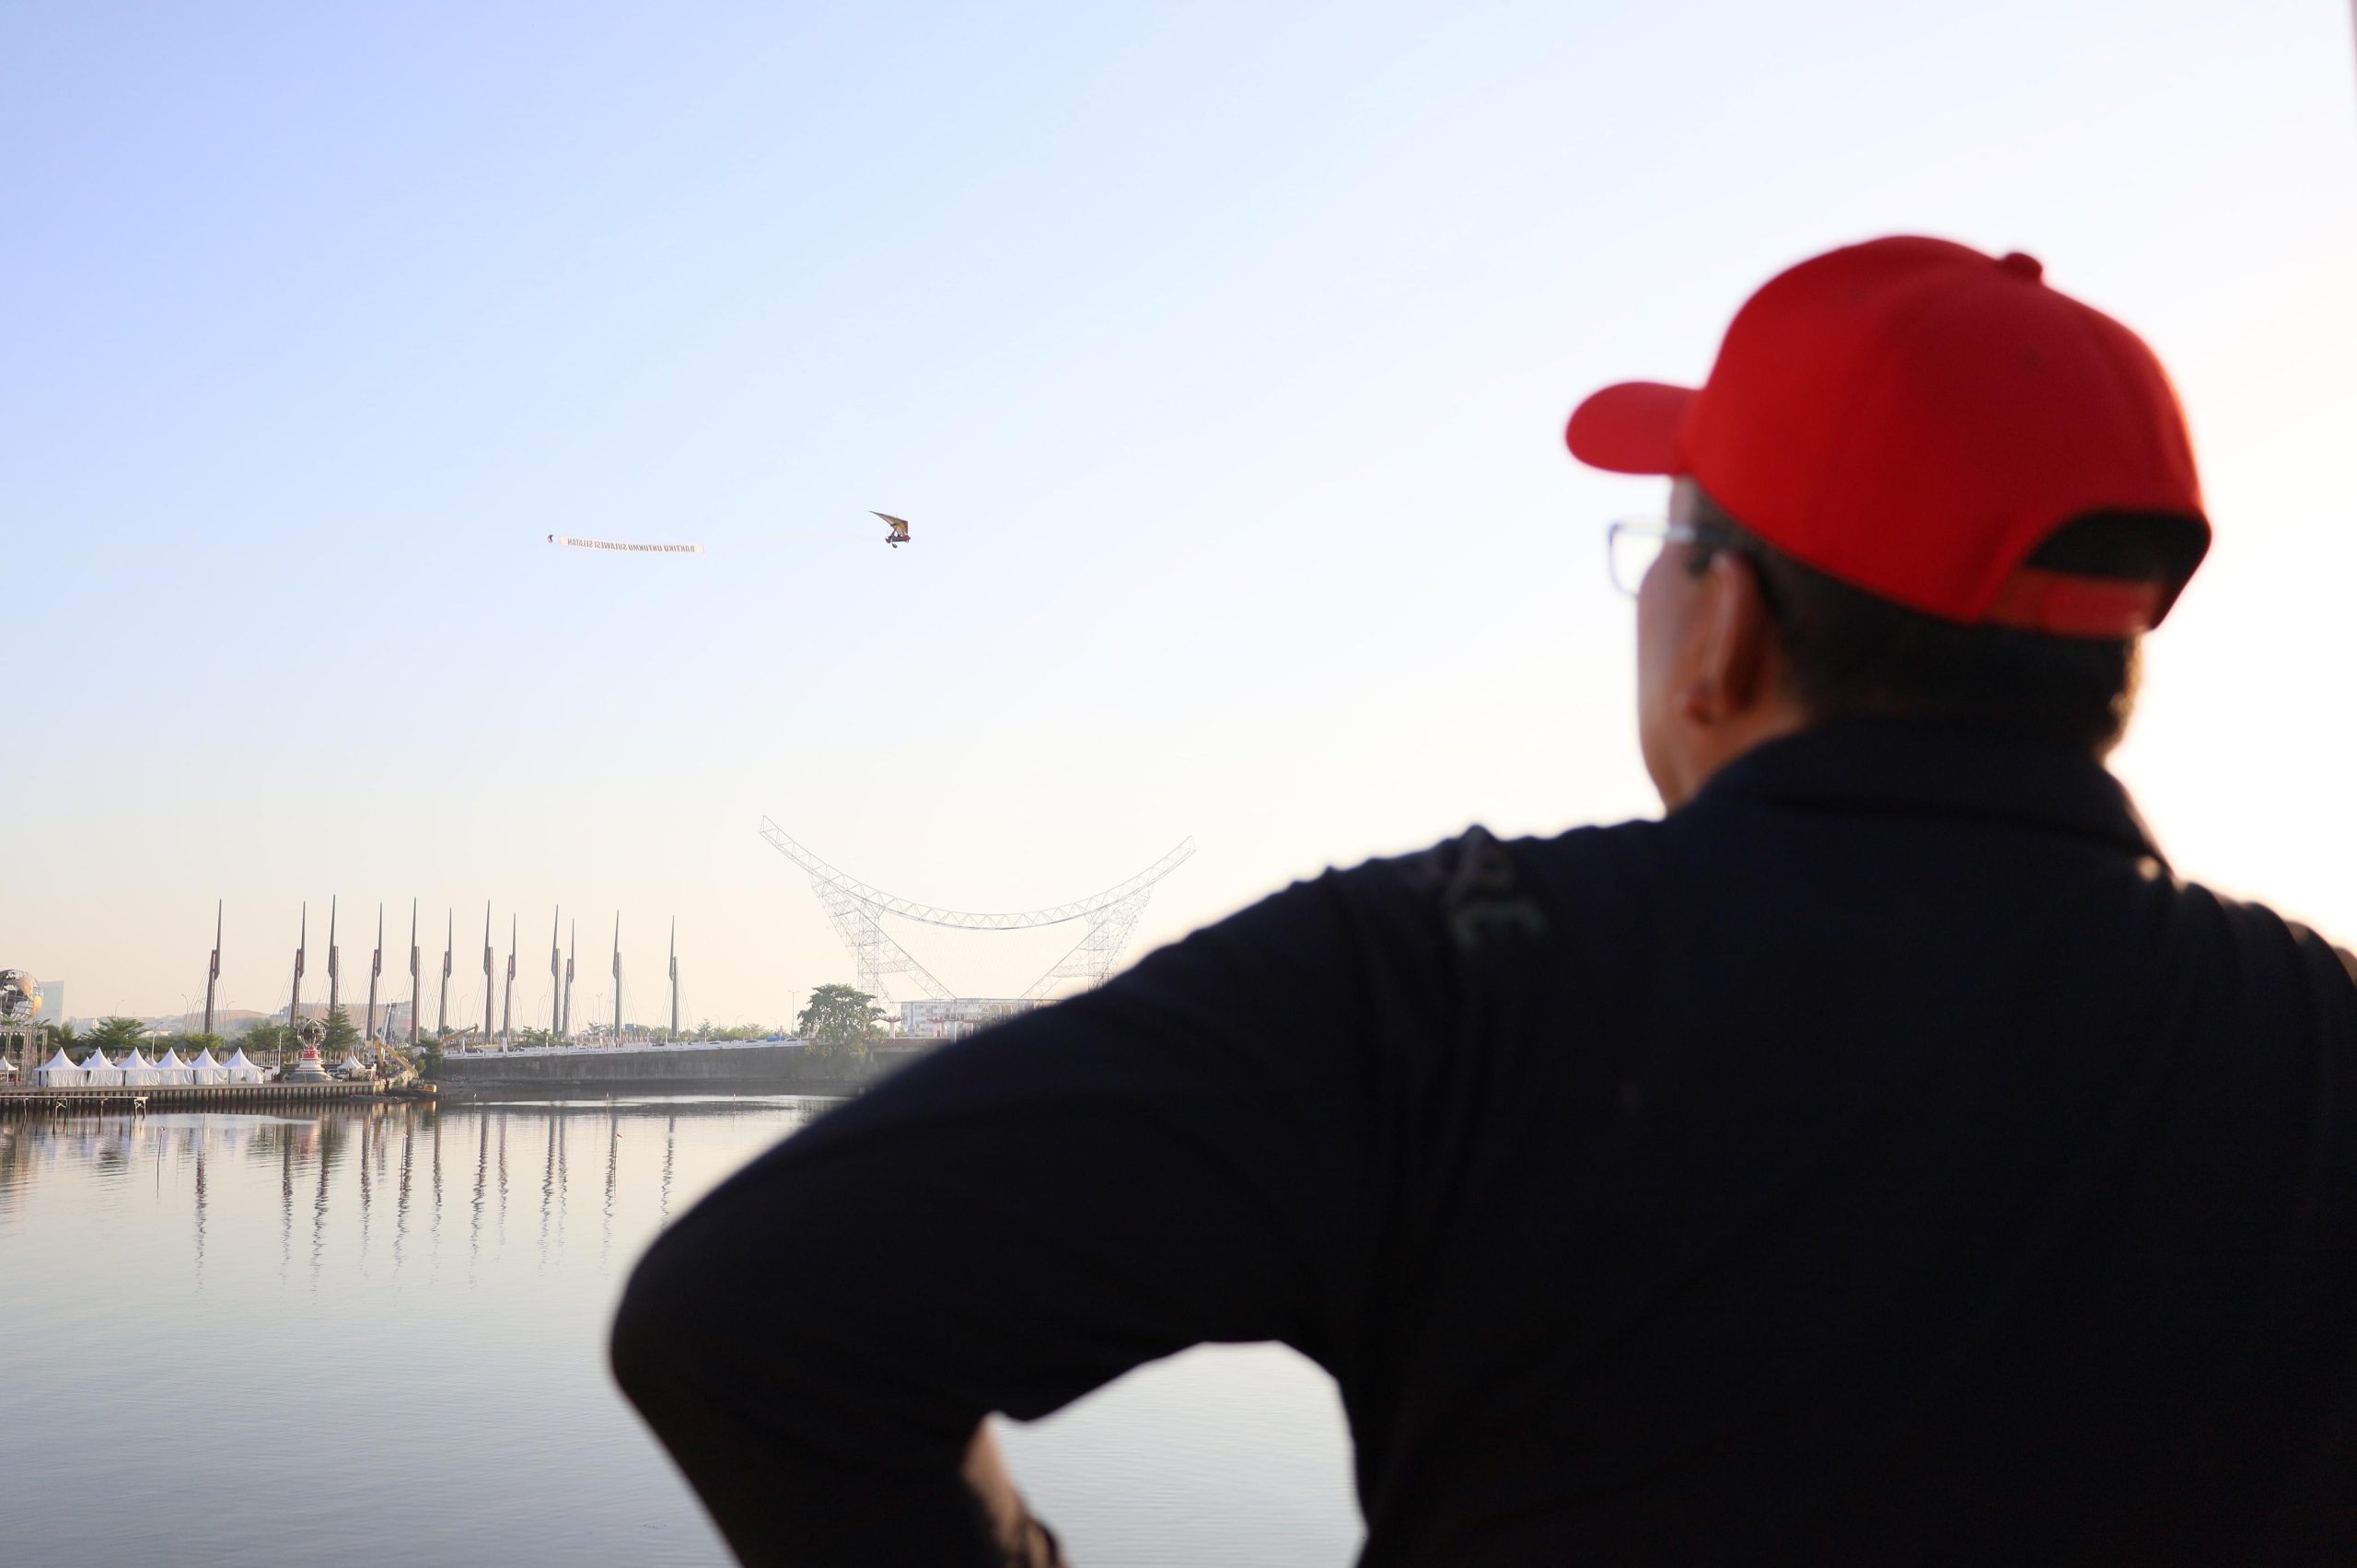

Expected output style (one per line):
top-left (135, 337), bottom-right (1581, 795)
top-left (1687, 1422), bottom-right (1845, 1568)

top-left (429, 1041), bottom-right (925, 1098)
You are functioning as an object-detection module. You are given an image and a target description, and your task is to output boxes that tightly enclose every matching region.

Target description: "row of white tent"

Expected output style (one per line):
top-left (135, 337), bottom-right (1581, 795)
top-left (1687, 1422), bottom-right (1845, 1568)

top-left (32, 1046), bottom-right (270, 1086)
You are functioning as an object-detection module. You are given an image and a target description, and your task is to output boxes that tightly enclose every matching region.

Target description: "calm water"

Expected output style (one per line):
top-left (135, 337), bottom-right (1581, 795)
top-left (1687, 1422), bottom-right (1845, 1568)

top-left (0, 1098), bottom-right (1361, 1566)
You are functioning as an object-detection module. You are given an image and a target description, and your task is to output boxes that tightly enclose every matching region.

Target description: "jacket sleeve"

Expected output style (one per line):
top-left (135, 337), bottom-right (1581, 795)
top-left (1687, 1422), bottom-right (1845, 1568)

top-left (611, 868), bottom-right (1441, 1564)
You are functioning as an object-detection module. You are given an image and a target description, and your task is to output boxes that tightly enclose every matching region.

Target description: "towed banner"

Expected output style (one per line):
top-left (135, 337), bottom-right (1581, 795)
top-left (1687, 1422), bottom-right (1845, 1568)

top-left (548, 535), bottom-right (705, 554)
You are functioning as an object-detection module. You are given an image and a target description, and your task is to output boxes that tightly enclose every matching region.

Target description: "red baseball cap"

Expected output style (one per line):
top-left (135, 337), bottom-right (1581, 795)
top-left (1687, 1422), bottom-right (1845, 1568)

top-left (1566, 236), bottom-right (2208, 636)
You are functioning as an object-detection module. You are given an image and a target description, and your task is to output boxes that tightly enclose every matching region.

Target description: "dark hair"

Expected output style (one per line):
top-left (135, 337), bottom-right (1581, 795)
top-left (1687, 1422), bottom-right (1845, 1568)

top-left (1685, 488), bottom-right (2208, 755)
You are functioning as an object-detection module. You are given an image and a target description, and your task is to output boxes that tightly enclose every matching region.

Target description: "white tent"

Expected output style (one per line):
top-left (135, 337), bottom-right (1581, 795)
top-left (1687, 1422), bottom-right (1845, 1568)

top-left (334, 1052), bottom-right (369, 1077)
top-left (152, 1048), bottom-right (192, 1085)
top-left (222, 1049), bottom-right (265, 1085)
top-left (81, 1049), bottom-right (124, 1086)
top-left (35, 1048), bottom-right (84, 1086)
top-left (189, 1048), bottom-right (226, 1085)
top-left (119, 1048), bottom-right (159, 1086)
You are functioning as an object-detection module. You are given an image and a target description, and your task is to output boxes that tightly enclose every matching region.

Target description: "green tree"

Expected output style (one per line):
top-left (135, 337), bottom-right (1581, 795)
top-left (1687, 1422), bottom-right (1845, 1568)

top-left (796, 984), bottom-right (884, 1059)
top-left (39, 1019), bottom-right (78, 1050)
top-left (180, 1032), bottom-right (225, 1058)
top-left (87, 1016), bottom-right (147, 1054)
top-left (321, 1007), bottom-right (360, 1055)
top-left (243, 1020), bottom-right (291, 1061)
top-left (699, 1022), bottom-right (776, 1042)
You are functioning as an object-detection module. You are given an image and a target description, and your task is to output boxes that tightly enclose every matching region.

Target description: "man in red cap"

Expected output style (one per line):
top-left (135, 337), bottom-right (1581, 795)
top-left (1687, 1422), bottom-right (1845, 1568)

top-left (615, 237), bottom-right (2357, 1565)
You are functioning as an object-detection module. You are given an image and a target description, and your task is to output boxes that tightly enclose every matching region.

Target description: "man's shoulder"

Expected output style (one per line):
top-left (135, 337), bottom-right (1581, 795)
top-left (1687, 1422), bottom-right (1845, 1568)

top-left (1331, 819), bottom-right (1666, 953)
top-left (2163, 876), bottom-right (2357, 995)
top-left (2334, 942), bottom-right (2357, 988)
top-left (2281, 919), bottom-right (2357, 992)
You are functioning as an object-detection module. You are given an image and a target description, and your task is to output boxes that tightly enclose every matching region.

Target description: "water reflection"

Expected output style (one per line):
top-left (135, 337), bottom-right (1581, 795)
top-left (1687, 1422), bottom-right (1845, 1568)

top-left (0, 1097), bottom-right (845, 1566)
top-left (0, 1095), bottom-right (1357, 1567)
top-left (192, 1131), bottom-right (206, 1278)
top-left (601, 1103), bottom-right (620, 1266)
top-left (0, 1097), bottom-right (834, 1298)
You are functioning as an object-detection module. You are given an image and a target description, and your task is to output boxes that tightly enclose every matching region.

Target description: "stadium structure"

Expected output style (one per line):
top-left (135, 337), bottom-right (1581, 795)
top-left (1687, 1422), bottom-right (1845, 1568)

top-left (760, 820), bottom-right (1194, 1018)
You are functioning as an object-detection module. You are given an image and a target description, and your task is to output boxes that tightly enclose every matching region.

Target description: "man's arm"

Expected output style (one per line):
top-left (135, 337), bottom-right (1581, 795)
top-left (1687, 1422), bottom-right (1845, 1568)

top-left (962, 1425), bottom-right (1060, 1567)
top-left (610, 869), bottom-right (1443, 1563)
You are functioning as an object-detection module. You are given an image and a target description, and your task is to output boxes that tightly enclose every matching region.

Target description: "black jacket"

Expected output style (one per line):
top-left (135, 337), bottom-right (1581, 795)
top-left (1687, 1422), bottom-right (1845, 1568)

top-left (616, 720), bottom-right (2357, 1565)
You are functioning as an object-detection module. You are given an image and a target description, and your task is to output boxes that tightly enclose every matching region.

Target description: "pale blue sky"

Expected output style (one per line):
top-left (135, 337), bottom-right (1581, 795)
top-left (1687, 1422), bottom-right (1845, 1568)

top-left (8, 1), bottom-right (2355, 1024)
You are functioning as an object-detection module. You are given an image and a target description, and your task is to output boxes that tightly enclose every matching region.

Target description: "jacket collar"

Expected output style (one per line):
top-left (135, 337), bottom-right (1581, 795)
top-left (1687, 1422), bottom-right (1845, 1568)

top-left (1689, 718), bottom-right (2165, 866)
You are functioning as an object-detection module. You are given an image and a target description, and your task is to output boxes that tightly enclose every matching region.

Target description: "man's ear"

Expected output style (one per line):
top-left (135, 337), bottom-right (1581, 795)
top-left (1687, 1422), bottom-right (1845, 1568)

top-left (1678, 552), bottom-right (1780, 724)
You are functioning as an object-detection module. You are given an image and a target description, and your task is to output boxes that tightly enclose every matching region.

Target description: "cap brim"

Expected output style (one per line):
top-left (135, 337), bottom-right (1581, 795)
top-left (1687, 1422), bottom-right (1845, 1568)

top-left (1564, 380), bottom-right (1695, 475)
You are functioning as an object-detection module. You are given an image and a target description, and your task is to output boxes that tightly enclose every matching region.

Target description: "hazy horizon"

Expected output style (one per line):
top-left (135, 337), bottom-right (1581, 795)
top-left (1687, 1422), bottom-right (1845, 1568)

top-left (10, 1), bottom-right (2356, 1023)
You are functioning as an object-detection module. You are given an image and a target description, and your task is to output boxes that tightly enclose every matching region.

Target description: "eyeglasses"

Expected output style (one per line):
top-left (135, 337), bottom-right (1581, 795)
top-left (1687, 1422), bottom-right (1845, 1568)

top-left (1605, 519), bottom-right (1715, 598)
